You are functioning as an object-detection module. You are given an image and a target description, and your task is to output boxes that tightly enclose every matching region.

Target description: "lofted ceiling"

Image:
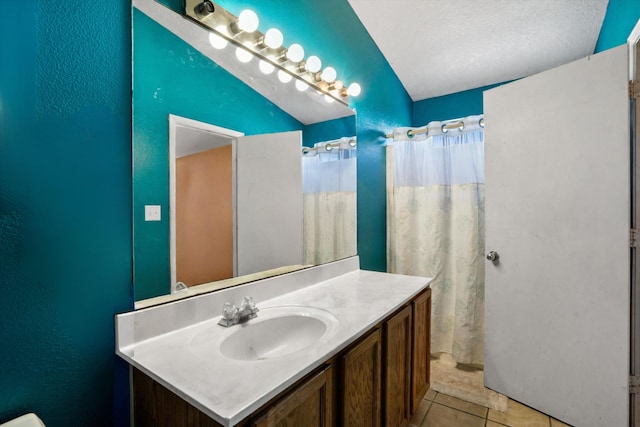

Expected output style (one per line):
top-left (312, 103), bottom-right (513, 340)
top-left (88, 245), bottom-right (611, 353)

top-left (347, 0), bottom-right (609, 101)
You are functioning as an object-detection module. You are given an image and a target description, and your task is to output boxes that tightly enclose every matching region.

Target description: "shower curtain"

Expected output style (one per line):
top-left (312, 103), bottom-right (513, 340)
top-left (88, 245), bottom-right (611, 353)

top-left (387, 116), bottom-right (485, 365)
top-left (303, 138), bottom-right (357, 265)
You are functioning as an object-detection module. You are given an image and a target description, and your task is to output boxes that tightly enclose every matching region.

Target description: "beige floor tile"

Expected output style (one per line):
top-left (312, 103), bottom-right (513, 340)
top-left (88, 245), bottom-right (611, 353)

top-left (486, 421), bottom-right (510, 427)
top-left (551, 418), bottom-right (572, 427)
top-left (434, 393), bottom-right (488, 418)
top-left (409, 398), bottom-right (432, 426)
top-left (421, 403), bottom-right (485, 427)
top-left (488, 400), bottom-right (550, 427)
top-left (424, 388), bottom-right (437, 401)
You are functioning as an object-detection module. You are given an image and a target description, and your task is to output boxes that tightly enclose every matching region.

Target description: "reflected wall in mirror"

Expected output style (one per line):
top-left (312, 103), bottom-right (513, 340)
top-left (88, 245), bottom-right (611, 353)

top-left (133, 1), bottom-right (357, 303)
top-left (169, 117), bottom-right (304, 290)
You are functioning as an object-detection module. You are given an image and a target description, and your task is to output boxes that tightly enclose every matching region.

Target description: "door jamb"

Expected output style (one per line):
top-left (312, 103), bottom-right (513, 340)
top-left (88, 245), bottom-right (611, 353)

top-left (627, 18), bottom-right (640, 427)
top-left (168, 114), bottom-right (243, 293)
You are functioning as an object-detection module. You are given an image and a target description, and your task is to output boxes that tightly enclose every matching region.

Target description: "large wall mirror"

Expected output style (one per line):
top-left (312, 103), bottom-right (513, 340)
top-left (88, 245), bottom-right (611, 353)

top-left (132, 0), bottom-right (357, 304)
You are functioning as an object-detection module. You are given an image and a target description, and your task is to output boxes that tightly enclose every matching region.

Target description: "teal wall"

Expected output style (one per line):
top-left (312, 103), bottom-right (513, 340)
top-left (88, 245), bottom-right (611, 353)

top-left (133, 10), bottom-right (305, 300)
top-left (303, 116), bottom-right (357, 148)
top-left (595, 0), bottom-right (640, 52)
top-left (0, 0), bottom-right (132, 426)
top-left (412, 83), bottom-right (503, 127)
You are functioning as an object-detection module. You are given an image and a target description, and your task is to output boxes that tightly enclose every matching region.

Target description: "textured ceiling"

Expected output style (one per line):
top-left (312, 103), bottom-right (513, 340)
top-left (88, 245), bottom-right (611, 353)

top-left (347, 0), bottom-right (609, 101)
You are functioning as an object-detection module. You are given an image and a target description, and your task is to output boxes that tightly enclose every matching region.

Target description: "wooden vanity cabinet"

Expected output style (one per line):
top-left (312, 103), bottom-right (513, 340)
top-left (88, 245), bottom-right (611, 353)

top-left (411, 288), bottom-right (431, 413)
top-left (252, 365), bottom-right (333, 427)
top-left (131, 287), bottom-right (431, 427)
top-left (383, 306), bottom-right (412, 427)
top-left (339, 328), bottom-right (382, 427)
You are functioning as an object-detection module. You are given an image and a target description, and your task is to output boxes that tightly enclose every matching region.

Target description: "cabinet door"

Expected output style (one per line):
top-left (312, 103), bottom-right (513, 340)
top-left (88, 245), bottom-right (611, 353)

top-left (252, 365), bottom-right (333, 427)
top-left (340, 329), bottom-right (382, 427)
top-left (384, 305), bottom-right (412, 427)
top-left (132, 368), bottom-right (223, 427)
top-left (411, 288), bottom-right (431, 413)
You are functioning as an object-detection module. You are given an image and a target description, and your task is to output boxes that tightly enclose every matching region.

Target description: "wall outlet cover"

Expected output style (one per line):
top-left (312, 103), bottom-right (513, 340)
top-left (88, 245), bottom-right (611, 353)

top-left (145, 205), bottom-right (161, 221)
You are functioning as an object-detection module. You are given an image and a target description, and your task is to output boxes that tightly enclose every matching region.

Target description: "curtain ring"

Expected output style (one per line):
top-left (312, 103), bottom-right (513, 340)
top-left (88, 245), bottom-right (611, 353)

top-left (406, 129), bottom-right (414, 139)
top-left (479, 118), bottom-right (485, 128)
top-left (441, 124), bottom-right (449, 134)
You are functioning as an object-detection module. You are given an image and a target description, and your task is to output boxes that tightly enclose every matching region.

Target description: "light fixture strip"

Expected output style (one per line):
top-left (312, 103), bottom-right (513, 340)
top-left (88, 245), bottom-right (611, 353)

top-left (184, 0), bottom-right (352, 106)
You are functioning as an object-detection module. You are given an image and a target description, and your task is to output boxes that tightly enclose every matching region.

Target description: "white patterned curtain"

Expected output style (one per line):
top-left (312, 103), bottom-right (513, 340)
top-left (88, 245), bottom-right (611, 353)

top-left (303, 137), bottom-right (357, 265)
top-left (387, 116), bottom-right (485, 365)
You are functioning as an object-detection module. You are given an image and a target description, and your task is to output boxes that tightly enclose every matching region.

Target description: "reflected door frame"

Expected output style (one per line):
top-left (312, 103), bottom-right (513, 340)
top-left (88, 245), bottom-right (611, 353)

top-left (168, 114), bottom-right (243, 293)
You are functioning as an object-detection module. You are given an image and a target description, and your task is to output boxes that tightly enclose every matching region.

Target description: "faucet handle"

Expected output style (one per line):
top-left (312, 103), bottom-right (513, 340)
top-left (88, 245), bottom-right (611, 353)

top-left (222, 302), bottom-right (238, 320)
top-left (240, 296), bottom-right (256, 312)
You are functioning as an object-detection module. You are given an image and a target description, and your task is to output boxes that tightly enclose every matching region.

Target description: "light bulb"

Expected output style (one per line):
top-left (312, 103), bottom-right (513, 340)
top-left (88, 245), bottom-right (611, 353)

top-left (295, 79), bottom-right (309, 92)
top-left (332, 80), bottom-right (344, 91)
top-left (324, 94), bottom-right (335, 103)
top-left (305, 55), bottom-right (322, 73)
top-left (259, 60), bottom-right (275, 74)
top-left (277, 70), bottom-right (292, 83)
top-left (208, 32), bottom-right (228, 49)
top-left (235, 47), bottom-right (252, 63)
top-left (237, 9), bottom-right (259, 33)
top-left (286, 43), bottom-right (305, 62)
top-left (264, 28), bottom-right (283, 49)
top-left (347, 82), bottom-right (361, 97)
top-left (321, 66), bottom-right (337, 83)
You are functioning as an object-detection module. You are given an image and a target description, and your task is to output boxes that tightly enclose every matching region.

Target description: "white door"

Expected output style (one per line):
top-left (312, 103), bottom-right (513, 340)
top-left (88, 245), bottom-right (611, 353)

top-left (484, 45), bottom-right (630, 426)
top-left (235, 131), bottom-right (303, 276)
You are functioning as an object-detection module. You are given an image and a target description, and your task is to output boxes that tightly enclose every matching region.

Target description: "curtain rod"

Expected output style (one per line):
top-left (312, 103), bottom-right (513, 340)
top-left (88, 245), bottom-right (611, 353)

top-left (302, 138), bottom-right (357, 155)
top-left (385, 117), bottom-right (484, 139)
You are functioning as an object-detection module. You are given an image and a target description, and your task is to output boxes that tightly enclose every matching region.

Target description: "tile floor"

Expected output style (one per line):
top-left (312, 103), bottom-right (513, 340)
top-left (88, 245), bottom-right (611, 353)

top-left (409, 388), bottom-right (573, 427)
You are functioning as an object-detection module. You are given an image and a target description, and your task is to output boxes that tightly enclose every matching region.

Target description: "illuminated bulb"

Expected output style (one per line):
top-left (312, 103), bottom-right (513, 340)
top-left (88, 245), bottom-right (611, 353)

top-left (324, 94), bottom-right (335, 103)
top-left (331, 80), bottom-right (344, 91)
top-left (237, 9), bottom-right (259, 33)
top-left (305, 55), bottom-right (322, 73)
top-left (295, 79), bottom-right (309, 92)
top-left (347, 82), bottom-right (361, 97)
top-left (235, 47), bottom-right (252, 63)
top-left (208, 32), bottom-right (228, 49)
top-left (264, 28), bottom-right (283, 49)
top-left (277, 70), bottom-right (292, 83)
top-left (258, 60), bottom-right (275, 74)
top-left (286, 43), bottom-right (305, 62)
top-left (321, 66), bottom-right (337, 83)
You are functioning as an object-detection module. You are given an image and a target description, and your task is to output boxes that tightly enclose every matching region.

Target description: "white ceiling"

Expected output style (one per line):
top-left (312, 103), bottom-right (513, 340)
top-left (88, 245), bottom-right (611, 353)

top-left (347, 0), bottom-right (609, 101)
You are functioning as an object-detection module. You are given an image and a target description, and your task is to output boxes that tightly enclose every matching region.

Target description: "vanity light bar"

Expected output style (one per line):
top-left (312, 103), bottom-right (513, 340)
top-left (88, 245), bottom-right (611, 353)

top-left (184, 0), bottom-right (361, 106)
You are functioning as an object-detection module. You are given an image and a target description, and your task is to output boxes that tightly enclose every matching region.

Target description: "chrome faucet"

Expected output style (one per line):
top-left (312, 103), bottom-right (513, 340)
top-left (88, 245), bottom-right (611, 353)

top-left (218, 296), bottom-right (259, 327)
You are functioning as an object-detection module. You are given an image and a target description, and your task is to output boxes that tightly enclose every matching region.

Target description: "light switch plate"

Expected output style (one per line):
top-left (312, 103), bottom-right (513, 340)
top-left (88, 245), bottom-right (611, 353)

top-left (145, 205), bottom-right (161, 221)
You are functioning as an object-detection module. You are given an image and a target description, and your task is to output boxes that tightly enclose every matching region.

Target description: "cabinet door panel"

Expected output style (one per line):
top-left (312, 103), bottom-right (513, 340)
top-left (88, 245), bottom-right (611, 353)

top-left (340, 329), bottom-right (382, 427)
top-left (411, 288), bottom-right (431, 412)
top-left (384, 305), bottom-right (412, 427)
top-left (252, 365), bottom-right (333, 427)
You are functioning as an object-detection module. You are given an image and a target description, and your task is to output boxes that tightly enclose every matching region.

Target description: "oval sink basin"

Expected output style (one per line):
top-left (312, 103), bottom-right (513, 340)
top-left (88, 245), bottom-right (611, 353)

top-left (190, 306), bottom-right (339, 362)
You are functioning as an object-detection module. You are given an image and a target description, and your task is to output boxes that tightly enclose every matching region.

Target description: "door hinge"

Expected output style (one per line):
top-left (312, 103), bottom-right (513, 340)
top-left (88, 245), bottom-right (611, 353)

top-left (631, 376), bottom-right (640, 394)
top-left (630, 80), bottom-right (640, 99)
top-left (631, 229), bottom-right (640, 247)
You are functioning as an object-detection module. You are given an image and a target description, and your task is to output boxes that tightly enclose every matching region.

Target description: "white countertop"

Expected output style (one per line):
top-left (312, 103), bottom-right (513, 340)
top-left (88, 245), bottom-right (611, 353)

top-left (116, 259), bottom-right (431, 426)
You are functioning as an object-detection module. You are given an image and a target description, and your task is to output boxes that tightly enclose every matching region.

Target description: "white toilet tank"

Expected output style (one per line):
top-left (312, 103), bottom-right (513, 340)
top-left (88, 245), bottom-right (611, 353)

top-left (0, 414), bottom-right (45, 427)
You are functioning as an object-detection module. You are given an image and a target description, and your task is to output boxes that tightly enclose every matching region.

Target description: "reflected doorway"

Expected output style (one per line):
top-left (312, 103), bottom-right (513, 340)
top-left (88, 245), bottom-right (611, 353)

top-left (169, 115), bottom-right (243, 293)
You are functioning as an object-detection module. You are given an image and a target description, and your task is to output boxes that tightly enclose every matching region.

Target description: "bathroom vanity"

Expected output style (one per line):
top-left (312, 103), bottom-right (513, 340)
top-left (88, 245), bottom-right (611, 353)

top-left (116, 257), bottom-right (432, 426)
